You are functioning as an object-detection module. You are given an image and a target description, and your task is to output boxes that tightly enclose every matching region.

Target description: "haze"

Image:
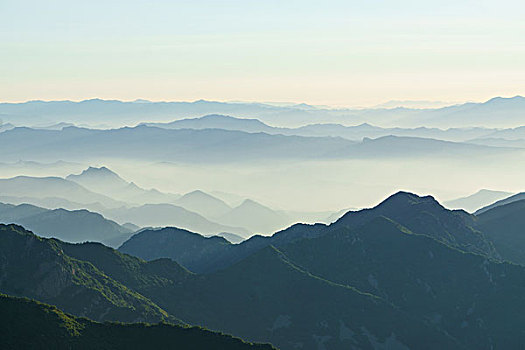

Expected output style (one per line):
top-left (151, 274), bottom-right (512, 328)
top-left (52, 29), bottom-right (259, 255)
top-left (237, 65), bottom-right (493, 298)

top-left (1, 0), bottom-right (524, 106)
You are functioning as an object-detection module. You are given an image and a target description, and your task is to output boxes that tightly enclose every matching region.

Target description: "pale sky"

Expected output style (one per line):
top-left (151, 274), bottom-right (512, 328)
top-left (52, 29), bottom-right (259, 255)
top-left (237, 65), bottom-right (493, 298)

top-left (1, 0), bottom-right (524, 106)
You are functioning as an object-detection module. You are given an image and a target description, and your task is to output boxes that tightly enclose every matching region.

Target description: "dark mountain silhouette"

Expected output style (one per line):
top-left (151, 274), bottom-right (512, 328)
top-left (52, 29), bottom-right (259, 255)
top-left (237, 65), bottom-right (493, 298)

top-left (280, 216), bottom-right (525, 348)
top-left (8, 189), bottom-right (525, 348)
top-left (0, 294), bottom-right (274, 350)
top-left (154, 244), bottom-right (456, 350)
top-left (333, 191), bottom-right (498, 257)
top-left (477, 199), bottom-right (525, 265)
top-left (0, 224), bottom-right (173, 323)
top-left (119, 192), bottom-right (497, 274)
top-left (0, 223), bottom-right (456, 350)
top-left (119, 227), bottom-right (232, 273)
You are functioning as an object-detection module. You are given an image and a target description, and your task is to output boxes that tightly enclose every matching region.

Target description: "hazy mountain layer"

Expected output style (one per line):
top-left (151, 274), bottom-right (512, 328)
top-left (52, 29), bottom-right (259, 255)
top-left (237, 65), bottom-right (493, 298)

top-left (1, 96), bottom-right (524, 128)
top-left (145, 114), bottom-right (499, 142)
top-left (0, 125), bottom-right (516, 164)
top-left (444, 189), bottom-right (513, 213)
top-left (0, 202), bottom-right (133, 247)
top-left (476, 192), bottom-right (525, 214)
top-left (105, 203), bottom-right (250, 237)
top-left (0, 175), bottom-right (125, 208)
top-left (67, 166), bottom-right (182, 205)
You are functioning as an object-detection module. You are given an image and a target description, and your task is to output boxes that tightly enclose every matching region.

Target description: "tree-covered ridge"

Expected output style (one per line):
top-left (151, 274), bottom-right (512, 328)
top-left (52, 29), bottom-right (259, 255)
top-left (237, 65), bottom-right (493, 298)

top-left (0, 224), bottom-right (175, 324)
top-left (0, 293), bottom-right (276, 350)
top-left (5, 191), bottom-right (525, 349)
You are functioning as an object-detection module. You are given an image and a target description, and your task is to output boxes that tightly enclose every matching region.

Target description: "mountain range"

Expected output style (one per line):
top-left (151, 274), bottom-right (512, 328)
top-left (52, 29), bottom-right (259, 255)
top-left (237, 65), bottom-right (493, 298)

top-left (0, 125), bottom-right (518, 165)
top-left (0, 166), bottom-right (322, 237)
top-left (143, 114), bottom-right (499, 143)
top-left (66, 166), bottom-right (182, 204)
top-left (1, 96), bottom-right (524, 128)
top-left (6, 190), bottom-right (525, 348)
top-left (0, 223), bottom-right (456, 349)
top-left (475, 192), bottom-right (525, 214)
top-left (444, 189), bottom-right (514, 213)
top-left (0, 202), bottom-right (133, 247)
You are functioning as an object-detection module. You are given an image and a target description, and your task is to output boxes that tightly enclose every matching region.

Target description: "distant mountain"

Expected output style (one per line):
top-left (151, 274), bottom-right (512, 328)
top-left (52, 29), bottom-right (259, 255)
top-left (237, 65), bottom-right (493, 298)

top-left (0, 194), bottom-right (108, 214)
top-left (0, 126), bottom-right (357, 163)
top-left (0, 294), bottom-right (273, 350)
top-left (1, 96), bottom-right (523, 128)
top-left (32, 122), bottom-right (75, 130)
top-left (0, 202), bottom-right (133, 247)
top-left (66, 166), bottom-right (181, 205)
top-left (0, 224), bottom-right (173, 323)
top-left (0, 175), bottom-right (125, 208)
top-left (374, 100), bottom-right (456, 109)
top-left (323, 208), bottom-right (352, 223)
top-left (175, 190), bottom-right (232, 218)
top-left (480, 125), bottom-right (525, 140)
top-left (122, 222), bottom-right (141, 232)
top-left (0, 160), bottom-right (85, 179)
top-left (145, 114), bottom-right (496, 142)
top-left (400, 96), bottom-right (525, 128)
top-left (466, 137), bottom-right (525, 148)
top-left (339, 135), bottom-right (516, 159)
top-left (444, 189), bottom-right (513, 213)
top-left (0, 122), bottom-right (15, 132)
top-left (219, 199), bottom-right (290, 235)
top-left (142, 114), bottom-right (275, 133)
top-left (105, 203), bottom-right (250, 237)
top-left (475, 192), bottom-right (525, 214)
top-left (211, 232), bottom-right (245, 244)
top-left (67, 166), bottom-right (129, 192)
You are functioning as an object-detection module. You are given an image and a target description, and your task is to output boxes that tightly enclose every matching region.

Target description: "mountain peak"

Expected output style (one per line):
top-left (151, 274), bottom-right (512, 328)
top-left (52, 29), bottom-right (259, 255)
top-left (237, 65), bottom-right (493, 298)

top-left (66, 166), bottom-right (129, 191)
top-left (375, 191), bottom-right (441, 210)
top-left (238, 199), bottom-right (267, 209)
top-left (78, 166), bottom-right (120, 178)
top-left (181, 189), bottom-right (209, 198)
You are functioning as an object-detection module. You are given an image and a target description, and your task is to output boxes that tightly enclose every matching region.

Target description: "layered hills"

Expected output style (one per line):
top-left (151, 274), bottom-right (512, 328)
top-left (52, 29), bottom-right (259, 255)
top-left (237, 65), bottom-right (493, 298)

top-left (5, 191), bottom-right (525, 349)
top-left (0, 293), bottom-right (274, 349)
top-left (0, 202), bottom-right (133, 247)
